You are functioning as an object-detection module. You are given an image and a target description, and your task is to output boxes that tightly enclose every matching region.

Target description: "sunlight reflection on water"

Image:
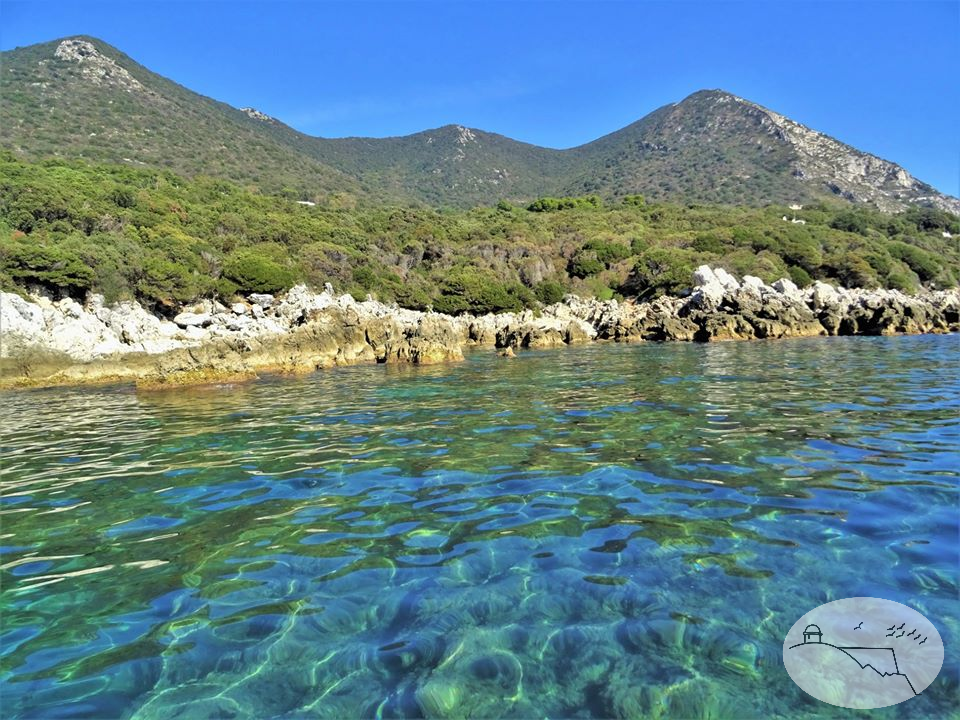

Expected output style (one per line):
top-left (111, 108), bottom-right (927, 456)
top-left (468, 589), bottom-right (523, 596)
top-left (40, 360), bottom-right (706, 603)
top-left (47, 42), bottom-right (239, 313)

top-left (1, 335), bottom-right (957, 718)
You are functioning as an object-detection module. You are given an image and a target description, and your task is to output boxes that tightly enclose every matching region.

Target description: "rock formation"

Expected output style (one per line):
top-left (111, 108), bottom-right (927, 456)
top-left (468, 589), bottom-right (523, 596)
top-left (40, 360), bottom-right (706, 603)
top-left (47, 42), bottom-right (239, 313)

top-left (1, 267), bottom-right (957, 388)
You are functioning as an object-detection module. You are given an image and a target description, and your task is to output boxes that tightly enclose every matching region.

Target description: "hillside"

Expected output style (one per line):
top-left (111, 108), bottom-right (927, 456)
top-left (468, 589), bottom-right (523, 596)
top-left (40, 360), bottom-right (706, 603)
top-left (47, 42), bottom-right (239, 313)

top-left (559, 90), bottom-right (958, 212)
top-left (1, 36), bottom-right (958, 213)
top-left (2, 153), bottom-right (958, 315)
top-left (0, 37), bottom-right (360, 200)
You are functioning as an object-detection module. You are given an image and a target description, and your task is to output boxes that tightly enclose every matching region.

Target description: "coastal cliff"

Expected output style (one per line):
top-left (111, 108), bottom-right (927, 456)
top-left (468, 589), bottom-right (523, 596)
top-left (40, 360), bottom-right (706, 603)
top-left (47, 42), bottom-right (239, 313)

top-left (1, 266), bottom-right (957, 389)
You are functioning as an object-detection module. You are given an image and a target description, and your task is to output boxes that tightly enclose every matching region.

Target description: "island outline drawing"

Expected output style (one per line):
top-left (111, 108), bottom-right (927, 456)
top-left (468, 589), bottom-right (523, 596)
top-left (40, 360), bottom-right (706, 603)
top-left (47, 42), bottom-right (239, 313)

top-left (782, 597), bottom-right (944, 710)
top-left (789, 622), bottom-right (918, 695)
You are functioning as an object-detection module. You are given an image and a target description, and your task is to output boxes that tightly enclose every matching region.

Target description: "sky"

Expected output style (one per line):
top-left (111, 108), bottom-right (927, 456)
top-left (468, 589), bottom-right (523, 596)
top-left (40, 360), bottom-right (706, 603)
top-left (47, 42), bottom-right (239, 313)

top-left (2, 0), bottom-right (958, 196)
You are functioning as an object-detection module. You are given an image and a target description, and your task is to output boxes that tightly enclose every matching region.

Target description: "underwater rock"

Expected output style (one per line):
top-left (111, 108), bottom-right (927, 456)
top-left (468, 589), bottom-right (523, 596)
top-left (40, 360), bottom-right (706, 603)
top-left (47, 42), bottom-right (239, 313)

top-left (373, 634), bottom-right (446, 676)
top-left (468, 652), bottom-right (523, 694)
top-left (415, 680), bottom-right (463, 718)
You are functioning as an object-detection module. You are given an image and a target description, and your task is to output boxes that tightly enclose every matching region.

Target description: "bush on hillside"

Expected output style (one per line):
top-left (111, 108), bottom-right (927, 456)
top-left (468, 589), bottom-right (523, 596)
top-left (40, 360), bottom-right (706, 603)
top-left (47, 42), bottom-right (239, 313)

top-left (527, 195), bottom-right (603, 212)
top-left (568, 250), bottom-right (604, 278)
top-left (221, 249), bottom-right (296, 294)
top-left (887, 241), bottom-right (941, 283)
top-left (433, 268), bottom-right (531, 315)
top-left (622, 247), bottom-right (699, 298)
top-left (583, 238), bottom-right (631, 265)
top-left (534, 279), bottom-right (566, 305)
top-left (0, 239), bottom-right (95, 296)
top-left (137, 253), bottom-right (207, 308)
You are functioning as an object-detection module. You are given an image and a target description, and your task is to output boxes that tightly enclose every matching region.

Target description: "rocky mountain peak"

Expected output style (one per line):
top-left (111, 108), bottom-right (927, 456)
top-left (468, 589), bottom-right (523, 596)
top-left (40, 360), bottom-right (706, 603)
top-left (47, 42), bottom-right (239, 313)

top-left (53, 38), bottom-right (145, 93)
top-left (648, 89), bottom-right (960, 214)
top-left (455, 126), bottom-right (478, 146)
top-left (730, 95), bottom-right (958, 213)
top-left (241, 107), bottom-right (277, 124)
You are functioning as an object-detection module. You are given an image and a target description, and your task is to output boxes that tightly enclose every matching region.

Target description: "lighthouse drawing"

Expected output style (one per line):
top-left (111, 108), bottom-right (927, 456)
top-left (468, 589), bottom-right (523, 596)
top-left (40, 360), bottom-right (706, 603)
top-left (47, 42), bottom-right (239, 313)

top-left (802, 624), bottom-right (823, 644)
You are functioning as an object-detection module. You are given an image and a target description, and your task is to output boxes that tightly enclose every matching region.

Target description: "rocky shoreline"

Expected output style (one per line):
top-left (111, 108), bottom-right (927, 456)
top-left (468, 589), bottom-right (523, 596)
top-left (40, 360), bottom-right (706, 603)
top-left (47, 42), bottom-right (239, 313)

top-left (1, 266), bottom-right (957, 390)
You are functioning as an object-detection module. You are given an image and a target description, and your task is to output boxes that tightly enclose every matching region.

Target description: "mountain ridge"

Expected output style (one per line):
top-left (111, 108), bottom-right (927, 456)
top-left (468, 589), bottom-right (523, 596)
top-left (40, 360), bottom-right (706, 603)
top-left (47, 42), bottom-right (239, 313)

top-left (1, 35), bottom-right (957, 213)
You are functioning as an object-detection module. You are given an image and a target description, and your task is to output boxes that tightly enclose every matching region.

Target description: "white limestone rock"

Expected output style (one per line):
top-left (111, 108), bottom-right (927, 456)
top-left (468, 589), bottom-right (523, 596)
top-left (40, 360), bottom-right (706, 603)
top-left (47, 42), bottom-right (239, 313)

top-left (1, 292), bottom-right (45, 338)
top-left (810, 281), bottom-right (840, 310)
top-left (741, 276), bottom-right (768, 295)
top-left (173, 312), bottom-right (213, 328)
top-left (249, 293), bottom-right (275, 308)
top-left (772, 278), bottom-right (803, 300)
top-left (57, 297), bottom-right (85, 319)
top-left (713, 267), bottom-right (741, 291)
top-left (105, 301), bottom-right (169, 345)
top-left (693, 265), bottom-right (718, 287)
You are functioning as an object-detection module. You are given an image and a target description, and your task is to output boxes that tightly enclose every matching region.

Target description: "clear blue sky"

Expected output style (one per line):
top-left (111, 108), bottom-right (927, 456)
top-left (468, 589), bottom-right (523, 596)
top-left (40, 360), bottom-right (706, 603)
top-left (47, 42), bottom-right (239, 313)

top-left (2, 1), bottom-right (958, 195)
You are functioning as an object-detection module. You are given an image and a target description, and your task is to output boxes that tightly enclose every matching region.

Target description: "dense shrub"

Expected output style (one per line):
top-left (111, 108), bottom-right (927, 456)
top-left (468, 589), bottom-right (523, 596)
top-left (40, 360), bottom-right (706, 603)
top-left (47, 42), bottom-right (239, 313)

top-left (583, 238), bottom-right (631, 265)
top-left (222, 249), bottom-right (296, 294)
top-left (786, 265), bottom-right (813, 288)
top-left (824, 253), bottom-right (878, 288)
top-left (527, 195), bottom-right (603, 212)
top-left (887, 241), bottom-right (940, 282)
top-left (568, 250), bottom-right (604, 278)
top-left (623, 247), bottom-right (699, 298)
top-left (433, 269), bottom-right (530, 315)
top-left (137, 253), bottom-right (205, 307)
top-left (830, 211), bottom-right (869, 235)
top-left (0, 239), bottom-right (95, 295)
top-left (629, 236), bottom-right (647, 255)
top-left (691, 233), bottom-right (726, 254)
top-left (904, 207), bottom-right (960, 233)
top-left (778, 231), bottom-right (823, 272)
top-left (885, 270), bottom-right (918, 293)
top-left (110, 186), bottom-right (137, 209)
top-left (392, 282), bottom-right (433, 311)
top-left (534, 279), bottom-right (566, 305)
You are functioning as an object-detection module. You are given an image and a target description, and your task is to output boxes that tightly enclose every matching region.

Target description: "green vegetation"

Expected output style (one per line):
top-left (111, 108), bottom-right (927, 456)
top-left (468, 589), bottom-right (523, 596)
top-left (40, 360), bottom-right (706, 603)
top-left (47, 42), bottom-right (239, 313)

top-left (1, 154), bottom-right (957, 316)
top-left (528, 196), bottom-right (603, 212)
top-left (534, 280), bottom-right (567, 305)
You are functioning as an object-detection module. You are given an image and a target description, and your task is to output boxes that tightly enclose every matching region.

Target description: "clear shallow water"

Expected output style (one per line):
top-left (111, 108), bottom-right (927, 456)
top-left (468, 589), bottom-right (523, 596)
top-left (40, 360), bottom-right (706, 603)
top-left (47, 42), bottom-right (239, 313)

top-left (1, 335), bottom-right (958, 719)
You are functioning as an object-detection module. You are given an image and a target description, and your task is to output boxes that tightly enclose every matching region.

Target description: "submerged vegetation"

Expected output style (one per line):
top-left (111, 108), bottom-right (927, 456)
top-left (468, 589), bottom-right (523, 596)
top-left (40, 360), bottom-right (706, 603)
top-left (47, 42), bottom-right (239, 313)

top-left (1, 152), bottom-right (957, 314)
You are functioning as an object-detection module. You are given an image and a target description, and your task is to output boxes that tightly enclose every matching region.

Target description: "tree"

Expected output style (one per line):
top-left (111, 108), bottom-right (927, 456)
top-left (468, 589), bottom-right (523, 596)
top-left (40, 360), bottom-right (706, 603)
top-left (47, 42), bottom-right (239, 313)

top-left (622, 247), bottom-right (698, 299)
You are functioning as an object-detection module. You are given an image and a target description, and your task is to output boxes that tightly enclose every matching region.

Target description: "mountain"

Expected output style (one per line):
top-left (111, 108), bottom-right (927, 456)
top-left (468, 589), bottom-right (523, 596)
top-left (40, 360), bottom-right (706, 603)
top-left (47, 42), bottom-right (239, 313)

top-left (2, 36), bottom-right (957, 213)
top-left (0, 37), bottom-right (360, 199)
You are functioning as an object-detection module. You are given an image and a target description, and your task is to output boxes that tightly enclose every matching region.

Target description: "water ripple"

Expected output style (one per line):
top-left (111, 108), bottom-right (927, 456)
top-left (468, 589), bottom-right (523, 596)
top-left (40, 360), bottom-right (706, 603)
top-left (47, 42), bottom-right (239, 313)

top-left (1, 335), bottom-right (958, 718)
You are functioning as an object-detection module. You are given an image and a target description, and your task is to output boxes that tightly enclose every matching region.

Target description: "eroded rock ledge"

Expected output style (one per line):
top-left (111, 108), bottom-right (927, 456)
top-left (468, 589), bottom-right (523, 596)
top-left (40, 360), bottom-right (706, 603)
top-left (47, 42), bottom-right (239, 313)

top-left (1, 267), bottom-right (957, 389)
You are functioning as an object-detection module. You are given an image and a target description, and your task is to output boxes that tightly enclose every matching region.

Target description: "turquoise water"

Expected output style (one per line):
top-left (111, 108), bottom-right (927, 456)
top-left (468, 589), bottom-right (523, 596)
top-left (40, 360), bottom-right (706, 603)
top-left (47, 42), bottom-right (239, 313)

top-left (1, 335), bottom-right (958, 719)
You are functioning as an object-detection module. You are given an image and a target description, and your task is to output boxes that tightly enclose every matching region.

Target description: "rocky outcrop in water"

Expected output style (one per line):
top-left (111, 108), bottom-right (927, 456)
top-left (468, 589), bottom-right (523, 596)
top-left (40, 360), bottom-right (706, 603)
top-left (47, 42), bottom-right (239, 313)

top-left (573, 267), bottom-right (959, 342)
top-left (1, 267), bottom-right (957, 388)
